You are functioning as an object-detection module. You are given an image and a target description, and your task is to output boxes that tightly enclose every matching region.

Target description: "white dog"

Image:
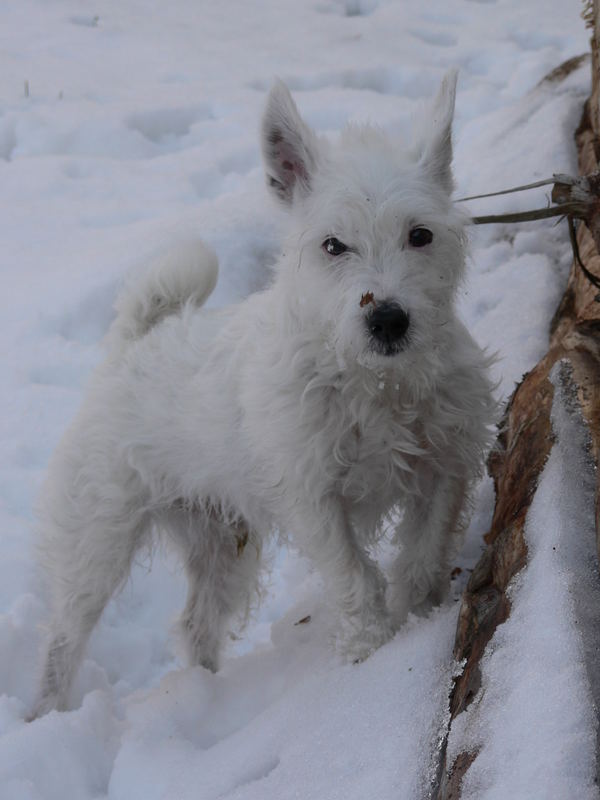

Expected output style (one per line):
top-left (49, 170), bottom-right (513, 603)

top-left (30, 71), bottom-right (495, 718)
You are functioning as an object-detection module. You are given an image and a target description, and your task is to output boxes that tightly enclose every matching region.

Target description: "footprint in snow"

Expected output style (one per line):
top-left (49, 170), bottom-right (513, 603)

top-left (126, 105), bottom-right (214, 147)
top-left (45, 282), bottom-right (117, 346)
top-left (408, 28), bottom-right (458, 47)
top-left (315, 0), bottom-right (378, 16)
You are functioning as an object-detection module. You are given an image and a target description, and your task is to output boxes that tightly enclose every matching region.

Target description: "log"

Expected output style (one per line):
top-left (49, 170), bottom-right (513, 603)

top-left (434, 25), bottom-right (600, 798)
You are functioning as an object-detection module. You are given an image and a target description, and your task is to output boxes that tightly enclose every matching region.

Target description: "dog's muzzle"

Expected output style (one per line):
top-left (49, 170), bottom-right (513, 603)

top-left (367, 301), bottom-right (410, 356)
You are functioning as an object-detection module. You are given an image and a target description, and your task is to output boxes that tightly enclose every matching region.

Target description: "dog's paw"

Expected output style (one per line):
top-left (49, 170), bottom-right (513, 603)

top-left (337, 611), bottom-right (395, 664)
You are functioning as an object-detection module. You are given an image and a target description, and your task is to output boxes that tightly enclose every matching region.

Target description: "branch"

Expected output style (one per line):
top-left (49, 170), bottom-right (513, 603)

top-left (470, 204), bottom-right (586, 225)
top-left (463, 171), bottom-right (600, 225)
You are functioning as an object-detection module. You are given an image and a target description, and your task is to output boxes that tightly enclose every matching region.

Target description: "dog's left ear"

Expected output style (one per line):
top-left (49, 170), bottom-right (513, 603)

top-left (262, 80), bottom-right (320, 206)
top-left (419, 69), bottom-right (458, 193)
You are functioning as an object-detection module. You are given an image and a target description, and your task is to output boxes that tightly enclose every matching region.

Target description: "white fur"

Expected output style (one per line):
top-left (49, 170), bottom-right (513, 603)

top-left (30, 73), bottom-right (496, 718)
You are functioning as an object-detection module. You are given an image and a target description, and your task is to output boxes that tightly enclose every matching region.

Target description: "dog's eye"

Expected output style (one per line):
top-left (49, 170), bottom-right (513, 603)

top-left (408, 227), bottom-right (433, 248)
top-left (322, 237), bottom-right (348, 256)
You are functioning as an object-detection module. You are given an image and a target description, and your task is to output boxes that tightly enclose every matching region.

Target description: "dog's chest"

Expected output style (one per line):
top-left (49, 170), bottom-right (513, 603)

top-left (332, 401), bottom-right (425, 501)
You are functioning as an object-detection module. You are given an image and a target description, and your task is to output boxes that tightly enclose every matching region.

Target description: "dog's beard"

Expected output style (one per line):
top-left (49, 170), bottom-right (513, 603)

top-left (328, 310), bottom-right (448, 404)
top-left (333, 324), bottom-right (412, 373)
top-left (366, 332), bottom-right (412, 359)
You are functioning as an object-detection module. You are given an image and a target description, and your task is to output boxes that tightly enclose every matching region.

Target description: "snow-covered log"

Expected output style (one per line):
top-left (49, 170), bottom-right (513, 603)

top-left (435, 31), bottom-right (600, 798)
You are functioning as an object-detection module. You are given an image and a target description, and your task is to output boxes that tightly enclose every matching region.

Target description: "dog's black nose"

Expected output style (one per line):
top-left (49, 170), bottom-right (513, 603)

top-left (367, 302), bottom-right (410, 349)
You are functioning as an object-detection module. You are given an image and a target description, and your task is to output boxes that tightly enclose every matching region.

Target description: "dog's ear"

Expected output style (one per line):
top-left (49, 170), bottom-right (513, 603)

top-left (419, 69), bottom-right (458, 193)
top-left (262, 80), bottom-right (320, 206)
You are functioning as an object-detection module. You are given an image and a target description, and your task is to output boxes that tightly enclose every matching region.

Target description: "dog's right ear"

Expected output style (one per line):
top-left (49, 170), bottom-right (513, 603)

top-left (261, 81), bottom-right (320, 206)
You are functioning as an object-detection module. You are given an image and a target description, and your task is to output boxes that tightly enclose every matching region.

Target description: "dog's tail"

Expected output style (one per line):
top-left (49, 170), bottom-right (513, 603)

top-left (106, 238), bottom-right (218, 350)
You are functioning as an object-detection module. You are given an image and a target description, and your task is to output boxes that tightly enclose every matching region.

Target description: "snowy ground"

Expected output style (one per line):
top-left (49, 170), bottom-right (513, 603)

top-left (0, 1), bottom-right (596, 798)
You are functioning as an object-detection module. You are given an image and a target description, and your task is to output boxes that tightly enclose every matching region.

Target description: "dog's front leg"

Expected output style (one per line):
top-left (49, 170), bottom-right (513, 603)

top-left (388, 471), bottom-right (468, 627)
top-left (290, 496), bottom-right (394, 662)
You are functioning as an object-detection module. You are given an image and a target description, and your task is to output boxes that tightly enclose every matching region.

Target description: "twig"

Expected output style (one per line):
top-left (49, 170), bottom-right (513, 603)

top-left (463, 171), bottom-right (600, 295)
top-left (457, 173), bottom-right (580, 203)
top-left (470, 203), bottom-right (587, 225)
top-left (458, 178), bottom-right (556, 202)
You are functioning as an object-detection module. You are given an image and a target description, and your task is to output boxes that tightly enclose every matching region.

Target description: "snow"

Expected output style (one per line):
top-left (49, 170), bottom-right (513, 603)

top-left (0, 1), bottom-right (595, 798)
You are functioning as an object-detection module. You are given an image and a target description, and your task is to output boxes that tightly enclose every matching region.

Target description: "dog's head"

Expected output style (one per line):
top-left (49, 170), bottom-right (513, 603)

top-left (262, 72), bottom-right (467, 376)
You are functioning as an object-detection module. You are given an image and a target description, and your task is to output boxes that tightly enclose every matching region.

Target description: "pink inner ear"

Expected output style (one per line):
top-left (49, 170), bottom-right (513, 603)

top-left (277, 141), bottom-right (307, 181)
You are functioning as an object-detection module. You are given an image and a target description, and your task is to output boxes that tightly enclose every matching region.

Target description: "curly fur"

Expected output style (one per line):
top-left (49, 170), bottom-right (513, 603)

top-left (30, 71), bottom-right (496, 719)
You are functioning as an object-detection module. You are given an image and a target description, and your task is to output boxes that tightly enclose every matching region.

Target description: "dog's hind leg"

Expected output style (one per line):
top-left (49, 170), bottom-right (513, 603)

top-left (162, 506), bottom-right (261, 672)
top-left (30, 488), bottom-right (151, 719)
top-left (388, 470), bottom-right (468, 627)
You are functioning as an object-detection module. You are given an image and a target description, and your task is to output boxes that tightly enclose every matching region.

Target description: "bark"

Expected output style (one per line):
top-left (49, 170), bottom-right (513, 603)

top-left (433, 27), bottom-right (600, 798)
